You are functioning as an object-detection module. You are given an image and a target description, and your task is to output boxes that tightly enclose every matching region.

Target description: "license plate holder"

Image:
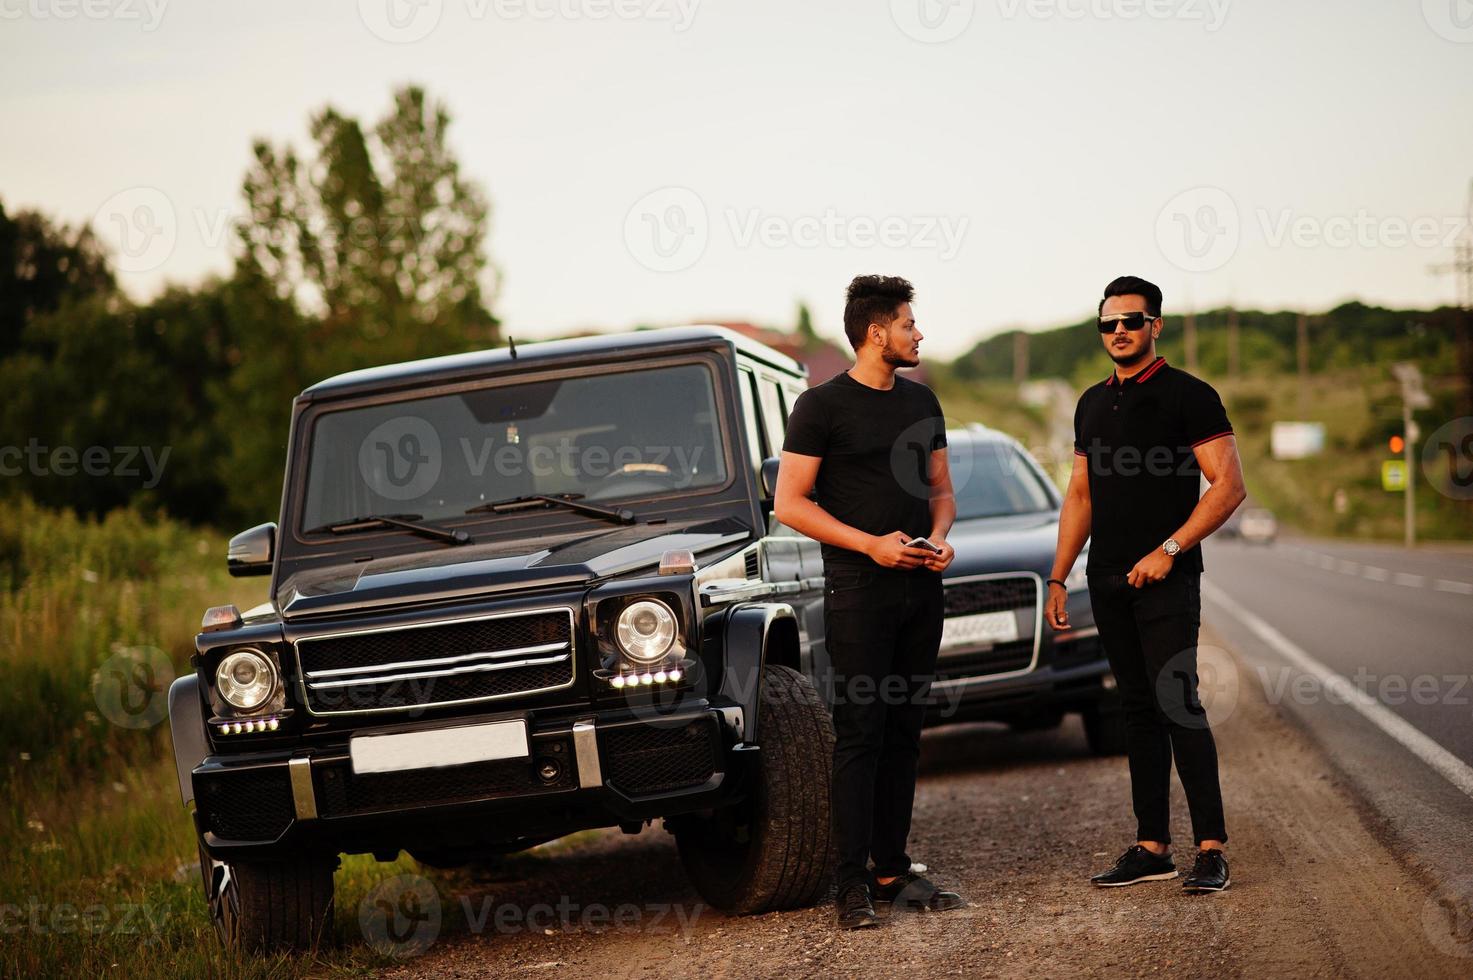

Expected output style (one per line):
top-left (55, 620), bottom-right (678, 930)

top-left (940, 610), bottom-right (1021, 652)
top-left (349, 718), bottom-right (529, 775)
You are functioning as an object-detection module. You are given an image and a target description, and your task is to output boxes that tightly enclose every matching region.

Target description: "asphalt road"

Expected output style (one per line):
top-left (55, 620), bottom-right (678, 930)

top-left (1200, 535), bottom-right (1473, 916)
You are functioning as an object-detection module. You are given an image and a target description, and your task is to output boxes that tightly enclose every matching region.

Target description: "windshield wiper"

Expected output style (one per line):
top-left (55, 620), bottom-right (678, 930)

top-left (306, 513), bottom-right (473, 545)
top-left (464, 493), bottom-right (636, 526)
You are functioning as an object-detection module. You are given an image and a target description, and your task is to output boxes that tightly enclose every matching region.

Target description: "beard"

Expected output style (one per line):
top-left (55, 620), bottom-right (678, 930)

top-left (881, 339), bottom-right (920, 368)
top-left (1107, 336), bottom-right (1151, 367)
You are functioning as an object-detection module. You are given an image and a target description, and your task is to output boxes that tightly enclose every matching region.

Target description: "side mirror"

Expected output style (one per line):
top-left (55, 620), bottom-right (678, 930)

top-left (760, 457), bottom-right (781, 499)
top-left (227, 522), bottom-right (276, 577)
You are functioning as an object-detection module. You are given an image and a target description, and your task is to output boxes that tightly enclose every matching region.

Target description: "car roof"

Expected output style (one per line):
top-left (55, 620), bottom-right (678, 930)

top-left (299, 325), bottom-right (808, 402)
top-left (946, 422), bottom-right (1023, 448)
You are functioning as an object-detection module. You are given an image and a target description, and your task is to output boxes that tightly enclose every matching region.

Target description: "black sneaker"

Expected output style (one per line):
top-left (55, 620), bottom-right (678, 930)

top-left (836, 881), bottom-right (879, 929)
top-left (1090, 845), bottom-right (1178, 887)
top-left (1182, 849), bottom-right (1230, 893)
top-left (872, 871), bottom-right (965, 911)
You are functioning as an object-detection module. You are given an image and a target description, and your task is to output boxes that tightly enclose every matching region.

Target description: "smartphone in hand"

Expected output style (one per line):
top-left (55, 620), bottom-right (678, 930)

top-left (906, 536), bottom-right (942, 553)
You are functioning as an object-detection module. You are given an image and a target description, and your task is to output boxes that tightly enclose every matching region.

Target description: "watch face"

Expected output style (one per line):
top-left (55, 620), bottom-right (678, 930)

top-left (1164, 539), bottom-right (1180, 556)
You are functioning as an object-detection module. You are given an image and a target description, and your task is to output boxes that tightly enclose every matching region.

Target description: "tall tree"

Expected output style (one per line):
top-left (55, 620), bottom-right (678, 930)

top-left (0, 200), bottom-right (115, 358)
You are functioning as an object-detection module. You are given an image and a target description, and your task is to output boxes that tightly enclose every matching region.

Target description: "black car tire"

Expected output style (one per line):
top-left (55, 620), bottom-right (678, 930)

top-left (1082, 694), bottom-right (1128, 756)
top-left (198, 836), bottom-right (337, 953)
top-left (676, 665), bottom-right (835, 914)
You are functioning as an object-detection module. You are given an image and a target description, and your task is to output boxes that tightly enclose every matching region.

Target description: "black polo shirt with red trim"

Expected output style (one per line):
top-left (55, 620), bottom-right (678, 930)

top-left (1072, 357), bottom-right (1233, 575)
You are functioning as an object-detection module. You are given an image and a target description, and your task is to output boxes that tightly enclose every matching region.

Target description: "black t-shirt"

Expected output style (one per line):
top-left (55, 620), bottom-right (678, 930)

top-left (782, 371), bottom-right (947, 568)
top-left (1073, 358), bottom-right (1233, 575)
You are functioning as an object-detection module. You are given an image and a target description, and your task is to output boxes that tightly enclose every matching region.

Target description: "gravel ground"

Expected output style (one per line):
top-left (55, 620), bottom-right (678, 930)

top-left (371, 623), bottom-right (1470, 979)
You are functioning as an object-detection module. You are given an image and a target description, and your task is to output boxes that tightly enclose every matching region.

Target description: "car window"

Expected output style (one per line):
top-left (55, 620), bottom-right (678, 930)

top-left (757, 375), bottom-right (787, 458)
top-left (301, 361), bottom-right (730, 529)
top-left (737, 367), bottom-right (767, 467)
top-left (952, 443), bottom-right (1056, 520)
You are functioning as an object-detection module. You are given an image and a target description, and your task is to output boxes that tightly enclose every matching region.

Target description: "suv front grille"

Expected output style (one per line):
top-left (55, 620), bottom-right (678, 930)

top-left (295, 609), bottom-right (576, 715)
top-left (943, 576), bottom-right (1037, 617)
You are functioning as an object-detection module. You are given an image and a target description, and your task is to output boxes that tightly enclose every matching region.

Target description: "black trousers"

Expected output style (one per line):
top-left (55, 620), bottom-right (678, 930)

top-left (1087, 569), bottom-right (1227, 846)
top-left (822, 564), bottom-right (944, 891)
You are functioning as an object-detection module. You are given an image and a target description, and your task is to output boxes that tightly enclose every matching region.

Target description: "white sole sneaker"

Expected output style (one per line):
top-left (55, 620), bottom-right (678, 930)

top-left (1092, 870), bottom-right (1180, 887)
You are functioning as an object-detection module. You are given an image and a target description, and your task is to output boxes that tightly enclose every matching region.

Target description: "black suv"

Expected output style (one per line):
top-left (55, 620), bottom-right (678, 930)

top-left (169, 327), bottom-right (841, 952)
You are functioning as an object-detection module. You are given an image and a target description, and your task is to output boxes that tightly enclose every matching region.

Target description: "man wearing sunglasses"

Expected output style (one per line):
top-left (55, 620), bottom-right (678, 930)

top-left (1047, 275), bottom-right (1246, 894)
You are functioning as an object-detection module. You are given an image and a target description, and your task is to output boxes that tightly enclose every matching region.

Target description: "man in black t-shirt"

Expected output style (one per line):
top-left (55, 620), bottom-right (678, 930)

top-left (1048, 275), bottom-right (1246, 895)
top-left (775, 275), bottom-right (965, 929)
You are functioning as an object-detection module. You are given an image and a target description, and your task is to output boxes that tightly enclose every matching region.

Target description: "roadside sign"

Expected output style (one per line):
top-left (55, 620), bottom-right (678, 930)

top-left (1382, 460), bottom-right (1407, 491)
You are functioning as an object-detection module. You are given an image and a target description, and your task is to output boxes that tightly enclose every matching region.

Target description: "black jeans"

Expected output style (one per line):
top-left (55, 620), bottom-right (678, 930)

top-left (1088, 569), bottom-right (1227, 846)
top-left (823, 564), bottom-right (944, 891)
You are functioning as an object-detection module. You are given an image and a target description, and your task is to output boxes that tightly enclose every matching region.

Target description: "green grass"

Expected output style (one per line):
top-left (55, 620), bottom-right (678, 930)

top-left (0, 501), bottom-right (458, 977)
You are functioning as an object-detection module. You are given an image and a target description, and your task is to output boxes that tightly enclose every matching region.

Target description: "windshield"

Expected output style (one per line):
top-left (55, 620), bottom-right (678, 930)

top-left (952, 442), bottom-right (1057, 520)
top-left (300, 362), bottom-right (729, 531)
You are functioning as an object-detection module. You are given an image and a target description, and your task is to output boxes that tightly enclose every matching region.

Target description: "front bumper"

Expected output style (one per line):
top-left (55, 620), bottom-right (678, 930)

top-left (192, 702), bottom-right (748, 859)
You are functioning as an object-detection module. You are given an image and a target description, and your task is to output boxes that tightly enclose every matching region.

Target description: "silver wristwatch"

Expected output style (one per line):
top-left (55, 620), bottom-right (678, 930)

top-left (1161, 538), bottom-right (1181, 557)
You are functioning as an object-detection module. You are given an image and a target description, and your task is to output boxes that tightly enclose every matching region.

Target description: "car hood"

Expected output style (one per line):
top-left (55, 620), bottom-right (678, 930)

top-left (275, 517), bottom-right (751, 620)
top-left (945, 510), bottom-right (1062, 580)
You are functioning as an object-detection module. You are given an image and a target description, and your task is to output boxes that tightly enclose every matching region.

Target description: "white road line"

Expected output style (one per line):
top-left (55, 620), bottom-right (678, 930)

top-left (1317, 555), bottom-right (1336, 570)
top-left (1337, 560), bottom-right (1361, 575)
top-left (1202, 579), bottom-right (1473, 800)
top-left (1435, 579), bottom-right (1473, 595)
top-left (1362, 565), bottom-right (1389, 582)
top-left (1393, 572), bottom-right (1426, 588)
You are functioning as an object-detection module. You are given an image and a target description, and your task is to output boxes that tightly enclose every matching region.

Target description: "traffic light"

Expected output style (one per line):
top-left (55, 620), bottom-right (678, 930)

top-left (1389, 434), bottom-right (1405, 454)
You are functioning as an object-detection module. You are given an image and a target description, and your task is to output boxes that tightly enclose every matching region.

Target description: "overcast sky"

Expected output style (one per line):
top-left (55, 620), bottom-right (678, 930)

top-left (3, 0), bottom-right (1472, 357)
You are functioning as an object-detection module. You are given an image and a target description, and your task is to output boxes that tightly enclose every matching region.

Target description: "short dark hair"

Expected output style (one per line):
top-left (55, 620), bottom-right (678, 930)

top-left (843, 275), bottom-right (915, 350)
top-left (1099, 275), bottom-right (1163, 318)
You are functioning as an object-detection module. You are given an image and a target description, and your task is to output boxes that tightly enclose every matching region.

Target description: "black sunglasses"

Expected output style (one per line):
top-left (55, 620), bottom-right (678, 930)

top-left (1096, 312), bottom-right (1159, 333)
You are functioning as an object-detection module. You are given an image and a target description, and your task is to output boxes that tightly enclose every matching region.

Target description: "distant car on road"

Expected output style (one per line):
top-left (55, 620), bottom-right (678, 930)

top-left (926, 424), bottom-right (1124, 755)
top-left (1238, 507), bottom-right (1279, 544)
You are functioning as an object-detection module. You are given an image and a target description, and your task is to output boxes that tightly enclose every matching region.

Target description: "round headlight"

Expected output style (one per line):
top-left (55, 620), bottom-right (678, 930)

top-left (615, 599), bottom-right (677, 665)
top-left (216, 649), bottom-right (277, 710)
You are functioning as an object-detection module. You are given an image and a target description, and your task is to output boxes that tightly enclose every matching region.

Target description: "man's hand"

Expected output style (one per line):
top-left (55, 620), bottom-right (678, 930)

top-left (1127, 549), bottom-right (1174, 588)
top-left (921, 538), bottom-right (955, 573)
top-left (1045, 583), bottom-right (1071, 630)
top-left (867, 532), bottom-right (935, 570)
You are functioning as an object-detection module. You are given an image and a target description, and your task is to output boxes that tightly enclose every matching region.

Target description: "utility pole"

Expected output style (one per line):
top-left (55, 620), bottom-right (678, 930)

top-left (1391, 363), bottom-right (1433, 549)
top-left (1227, 307), bottom-right (1240, 380)
top-left (1184, 310), bottom-right (1198, 373)
top-left (1296, 312), bottom-right (1310, 418)
top-left (1012, 330), bottom-right (1029, 385)
top-left (1428, 179), bottom-right (1473, 416)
